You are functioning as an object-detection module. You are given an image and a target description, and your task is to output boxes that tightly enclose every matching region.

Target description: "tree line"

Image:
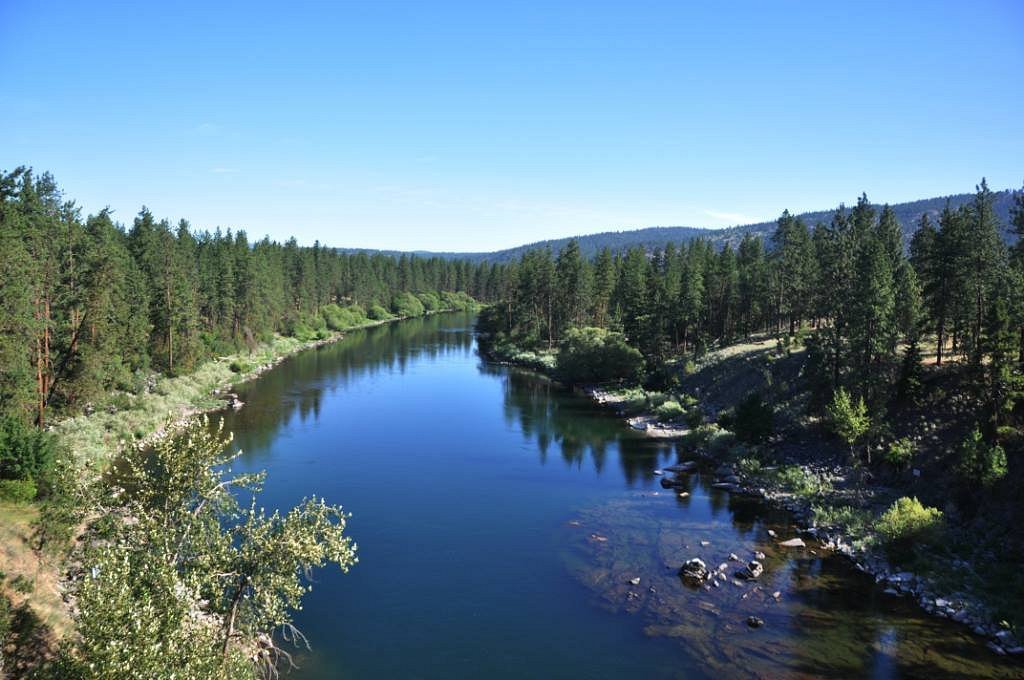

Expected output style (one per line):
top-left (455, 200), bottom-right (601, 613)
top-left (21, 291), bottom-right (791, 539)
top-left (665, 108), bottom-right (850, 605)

top-left (481, 180), bottom-right (1024, 443)
top-left (0, 167), bottom-right (504, 428)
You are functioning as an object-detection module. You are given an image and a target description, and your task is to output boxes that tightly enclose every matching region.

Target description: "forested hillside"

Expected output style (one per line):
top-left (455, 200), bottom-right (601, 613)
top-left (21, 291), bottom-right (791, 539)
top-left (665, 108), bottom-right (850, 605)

top-left (478, 180), bottom-right (1024, 623)
top-left (0, 167), bottom-right (503, 429)
top-left (341, 189), bottom-right (1020, 263)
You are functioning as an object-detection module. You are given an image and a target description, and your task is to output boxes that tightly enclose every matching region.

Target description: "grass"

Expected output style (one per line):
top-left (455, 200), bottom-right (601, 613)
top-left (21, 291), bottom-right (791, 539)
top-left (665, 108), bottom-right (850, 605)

top-left (0, 502), bottom-right (70, 639)
top-left (51, 334), bottom-right (305, 466)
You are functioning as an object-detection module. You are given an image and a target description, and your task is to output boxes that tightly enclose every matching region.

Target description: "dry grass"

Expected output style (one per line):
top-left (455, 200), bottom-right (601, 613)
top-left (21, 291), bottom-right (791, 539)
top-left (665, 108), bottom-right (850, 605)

top-left (0, 502), bottom-right (70, 639)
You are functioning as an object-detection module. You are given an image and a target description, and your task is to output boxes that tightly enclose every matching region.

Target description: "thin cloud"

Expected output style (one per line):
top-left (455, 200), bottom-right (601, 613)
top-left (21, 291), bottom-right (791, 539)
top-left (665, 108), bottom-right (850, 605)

top-left (703, 209), bottom-right (757, 225)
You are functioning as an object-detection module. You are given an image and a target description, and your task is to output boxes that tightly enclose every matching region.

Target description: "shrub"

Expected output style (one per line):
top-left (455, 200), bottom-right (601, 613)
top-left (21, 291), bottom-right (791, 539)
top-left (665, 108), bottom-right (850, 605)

top-left (733, 392), bottom-right (774, 444)
top-left (684, 406), bottom-right (704, 429)
top-left (323, 304), bottom-right (370, 330)
top-left (654, 400), bottom-right (684, 421)
top-left (956, 428), bottom-right (1008, 487)
top-left (555, 327), bottom-right (645, 384)
top-left (228, 359), bottom-right (253, 374)
top-left (367, 304), bottom-right (393, 321)
top-left (769, 465), bottom-right (831, 497)
top-left (876, 496), bottom-right (943, 555)
top-left (737, 457), bottom-right (763, 476)
top-left (10, 574), bottom-right (35, 594)
top-left (391, 292), bottom-right (425, 318)
top-left (417, 292), bottom-right (441, 312)
top-left (826, 387), bottom-right (870, 446)
top-left (0, 479), bottom-right (37, 503)
top-left (0, 416), bottom-right (57, 486)
top-left (884, 438), bottom-right (916, 470)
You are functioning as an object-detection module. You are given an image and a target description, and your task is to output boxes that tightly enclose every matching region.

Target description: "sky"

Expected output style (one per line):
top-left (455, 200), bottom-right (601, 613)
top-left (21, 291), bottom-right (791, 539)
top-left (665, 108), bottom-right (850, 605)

top-left (1, 1), bottom-right (1022, 252)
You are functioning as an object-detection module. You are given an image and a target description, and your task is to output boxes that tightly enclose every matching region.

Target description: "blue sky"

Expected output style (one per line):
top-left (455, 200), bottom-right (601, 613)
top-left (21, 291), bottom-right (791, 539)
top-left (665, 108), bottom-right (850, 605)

top-left (2, 1), bottom-right (1022, 251)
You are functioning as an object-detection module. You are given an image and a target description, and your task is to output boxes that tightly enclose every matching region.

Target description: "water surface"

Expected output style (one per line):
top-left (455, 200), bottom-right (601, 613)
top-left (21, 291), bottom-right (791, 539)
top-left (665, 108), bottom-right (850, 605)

top-left (216, 312), bottom-right (1019, 679)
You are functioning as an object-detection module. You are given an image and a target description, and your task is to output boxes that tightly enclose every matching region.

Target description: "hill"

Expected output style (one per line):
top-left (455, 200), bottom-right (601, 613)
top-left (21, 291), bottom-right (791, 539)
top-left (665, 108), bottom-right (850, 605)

top-left (338, 189), bottom-right (1020, 263)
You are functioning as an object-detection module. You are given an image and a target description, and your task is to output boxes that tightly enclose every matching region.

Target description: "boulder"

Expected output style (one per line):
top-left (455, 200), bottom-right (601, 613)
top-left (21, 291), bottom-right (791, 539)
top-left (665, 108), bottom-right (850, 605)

top-left (679, 558), bottom-right (710, 584)
top-left (778, 537), bottom-right (806, 548)
top-left (736, 560), bottom-right (764, 580)
top-left (628, 577), bottom-right (641, 586)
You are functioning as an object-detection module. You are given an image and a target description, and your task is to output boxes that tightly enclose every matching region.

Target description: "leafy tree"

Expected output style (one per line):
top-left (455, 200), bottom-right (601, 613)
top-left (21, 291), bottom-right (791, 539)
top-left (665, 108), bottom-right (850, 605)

top-left (555, 327), bottom-right (644, 384)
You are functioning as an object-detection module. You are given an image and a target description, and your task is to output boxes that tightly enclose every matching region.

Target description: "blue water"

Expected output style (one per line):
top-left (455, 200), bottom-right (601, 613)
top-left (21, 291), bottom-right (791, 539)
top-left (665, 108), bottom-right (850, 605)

top-left (214, 312), bottom-right (1020, 679)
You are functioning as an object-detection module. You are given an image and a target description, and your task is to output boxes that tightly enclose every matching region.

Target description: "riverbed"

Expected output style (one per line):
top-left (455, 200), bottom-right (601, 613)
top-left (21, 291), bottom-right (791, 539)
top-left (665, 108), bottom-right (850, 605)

top-left (213, 312), bottom-right (1020, 678)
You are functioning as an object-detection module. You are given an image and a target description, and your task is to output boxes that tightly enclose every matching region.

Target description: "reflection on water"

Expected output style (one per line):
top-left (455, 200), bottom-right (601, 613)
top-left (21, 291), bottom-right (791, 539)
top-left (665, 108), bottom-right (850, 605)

top-left (209, 312), bottom-right (1020, 679)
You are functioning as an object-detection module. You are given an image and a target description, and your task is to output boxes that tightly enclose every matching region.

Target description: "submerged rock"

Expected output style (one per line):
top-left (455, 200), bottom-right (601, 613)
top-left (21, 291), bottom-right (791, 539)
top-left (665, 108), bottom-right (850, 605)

top-left (747, 616), bottom-right (765, 628)
top-left (736, 560), bottom-right (764, 580)
top-left (679, 558), bottom-right (710, 584)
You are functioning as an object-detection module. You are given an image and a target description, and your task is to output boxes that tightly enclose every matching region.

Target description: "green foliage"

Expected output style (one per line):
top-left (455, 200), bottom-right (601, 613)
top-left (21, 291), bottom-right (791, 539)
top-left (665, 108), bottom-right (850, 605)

top-left (10, 574), bottom-right (35, 594)
top-left (654, 400), bottom-right (684, 421)
top-left (766, 465), bottom-right (832, 497)
top-left (732, 392), bottom-right (773, 444)
top-left (957, 427), bottom-right (1008, 487)
top-left (392, 291), bottom-right (425, 318)
top-left (322, 303), bottom-right (371, 331)
top-left (884, 437), bottom-right (916, 470)
top-left (61, 417), bottom-right (358, 679)
top-left (227, 359), bottom-right (252, 374)
top-left (811, 503), bottom-right (874, 541)
top-left (0, 478), bottom-right (37, 503)
top-left (826, 388), bottom-right (870, 446)
top-left (555, 327), bottom-right (645, 384)
top-left (367, 303), bottom-right (393, 321)
top-left (0, 415), bottom-right (57, 486)
top-left (876, 496), bottom-right (943, 556)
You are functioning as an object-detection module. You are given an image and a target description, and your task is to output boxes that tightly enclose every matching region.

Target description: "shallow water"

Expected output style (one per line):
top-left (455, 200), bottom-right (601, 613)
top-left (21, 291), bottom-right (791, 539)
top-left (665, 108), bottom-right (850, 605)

top-left (214, 312), bottom-right (1020, 679)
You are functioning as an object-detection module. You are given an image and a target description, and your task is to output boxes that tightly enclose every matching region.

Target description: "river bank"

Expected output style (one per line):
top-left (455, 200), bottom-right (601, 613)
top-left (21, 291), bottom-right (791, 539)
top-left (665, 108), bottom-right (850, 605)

top-left (478, 339), bottom-right (1023, 659)
top-left (0, 308), bottom-right (476, 665)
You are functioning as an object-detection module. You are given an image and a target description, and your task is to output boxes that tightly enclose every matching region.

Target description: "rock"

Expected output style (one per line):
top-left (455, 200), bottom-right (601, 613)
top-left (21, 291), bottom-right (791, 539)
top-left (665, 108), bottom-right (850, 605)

top-left (659, 477), bottom-right (675, 488)
top-left (712, 482), bottom-right (738, 491)
top-left (883, 588), bottom-right (900, 596)
top-left (628, 577), bottom-right (641, 586)
top-left (736, 560), bottom-right (764, 580)
top-left (778, 537), bottom-right (806, 548)
top-left (935, 598), bottom-right (950, 609)
top-left (700, 540), bottom-right (710, 547)
top-left (679, 558), bottom-right (710, 584)
top-left (1005, 646), bottom-right (1024, 656)
top-left (772, 591), bottom-right (781, 599)
top-left (746, 616), bottom-right (765, 628)
top-left (723, 475), bottom-right (742, 484)
top-left (665, 462), bottom-right (696, 473)
top-left (677, 491), bottom-right (690, 498)
top-left (729, 553), bottom-right (740, 562)
top-left (987, 642), bottom-right (1006, 655)
top-left (714, 465), bottom-right (733, 477)
top-left (767, 529), bottom-right (777, 538)
top-left (653, 469), bottom-right (663, 475)
top-left (753, 551), bottom-right (766, 560)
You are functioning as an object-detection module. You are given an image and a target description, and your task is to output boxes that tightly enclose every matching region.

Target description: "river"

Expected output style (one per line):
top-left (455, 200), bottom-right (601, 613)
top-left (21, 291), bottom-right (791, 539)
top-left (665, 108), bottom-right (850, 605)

top-left (214, 312), bottom-right (1020, 679)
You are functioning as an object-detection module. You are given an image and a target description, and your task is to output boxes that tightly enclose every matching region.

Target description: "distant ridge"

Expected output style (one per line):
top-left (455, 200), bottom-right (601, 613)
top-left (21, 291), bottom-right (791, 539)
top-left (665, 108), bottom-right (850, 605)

top-left (337, 189), bottom-right (1020, 263)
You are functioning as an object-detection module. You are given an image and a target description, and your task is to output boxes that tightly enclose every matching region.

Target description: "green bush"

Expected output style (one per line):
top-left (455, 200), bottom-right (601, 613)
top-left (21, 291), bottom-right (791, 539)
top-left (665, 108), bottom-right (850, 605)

top-left (367, 304), bottom-right (393, 321)
top-left (826, 387), bottom-right (870, 446)
top-left (555, 327), bottom-right (645, 384)
top-left (228, 359), bottom-right (253, 374)
top-left (0, 479), bottom-right (37, 503)
top-left (876, 496), bottom-right (943, 555)
top-left (391, 291), bottom-right (425, 318)
top-left (884, 438), bottom-right (916, 470)
top-left (733, 392), bottom-right (774, 444)
top-left (10, 574), bottom-right (34, 594)
top-left (416, 292), bottom-right (442, 312)
top-left (0, 416), bottom-right (57, 487)
top-left (322, 303), bottom-right (370, 330)
top-left (654, 400), bottom-right (684, 421)
top-left (957, 428), bottom-right (1007, 487)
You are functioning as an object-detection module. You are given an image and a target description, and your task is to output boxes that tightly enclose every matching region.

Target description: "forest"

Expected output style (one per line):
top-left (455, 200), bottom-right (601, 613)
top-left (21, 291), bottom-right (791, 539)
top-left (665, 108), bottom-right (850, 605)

top-left (478, 180), bottom-right (1024, 625)
top-left (0, 167), bottom-right (504, 430)
top-left (0, 168), bottom-right (500, 678)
